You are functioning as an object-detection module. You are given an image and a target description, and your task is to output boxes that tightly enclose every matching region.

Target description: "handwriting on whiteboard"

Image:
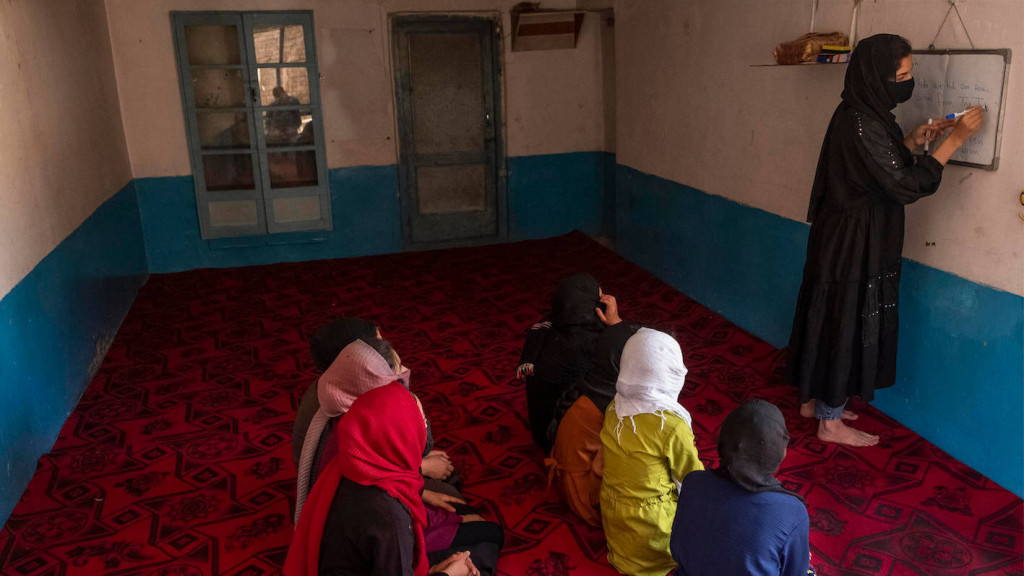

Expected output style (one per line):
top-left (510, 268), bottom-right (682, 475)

top-left (895, 52), bottom-right (1009, 168)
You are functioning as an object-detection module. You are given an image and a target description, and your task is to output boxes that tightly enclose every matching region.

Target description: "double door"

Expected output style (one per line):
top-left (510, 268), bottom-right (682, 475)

top-left (173, 11), bottom-right (330, 239)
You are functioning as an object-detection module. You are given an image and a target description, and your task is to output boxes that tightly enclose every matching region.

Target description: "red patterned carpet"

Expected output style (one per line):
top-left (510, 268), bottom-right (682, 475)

top-left (1, 232), bottom-right (1021, 575)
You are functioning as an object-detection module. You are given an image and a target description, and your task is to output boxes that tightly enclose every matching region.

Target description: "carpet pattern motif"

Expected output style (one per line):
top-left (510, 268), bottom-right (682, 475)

top-left (1, 233), bottom-right (1021, 575)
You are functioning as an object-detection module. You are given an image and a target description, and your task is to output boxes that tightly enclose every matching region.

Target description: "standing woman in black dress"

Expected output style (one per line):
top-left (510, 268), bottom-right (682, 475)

top-left (787, 34), bottom-right (983, 446)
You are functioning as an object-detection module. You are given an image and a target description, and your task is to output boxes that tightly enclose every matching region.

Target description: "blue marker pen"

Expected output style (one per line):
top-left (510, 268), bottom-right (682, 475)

top-left (945, 105), bottom-right (987, 120)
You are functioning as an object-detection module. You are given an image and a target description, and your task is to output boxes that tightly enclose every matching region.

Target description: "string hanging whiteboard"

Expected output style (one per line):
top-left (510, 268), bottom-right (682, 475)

top-left (894, 49), bottom-right (1011, 170)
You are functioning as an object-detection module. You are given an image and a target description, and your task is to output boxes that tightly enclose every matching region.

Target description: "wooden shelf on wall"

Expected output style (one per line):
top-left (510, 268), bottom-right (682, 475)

top-left (511, 10), bottom-right (585, 52)
top-left (749, 62), bottom-right (849, 68)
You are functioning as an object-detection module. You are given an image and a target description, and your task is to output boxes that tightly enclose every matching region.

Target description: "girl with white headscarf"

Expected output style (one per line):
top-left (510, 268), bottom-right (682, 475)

top-left (599, 328), bottom-right (704, 576)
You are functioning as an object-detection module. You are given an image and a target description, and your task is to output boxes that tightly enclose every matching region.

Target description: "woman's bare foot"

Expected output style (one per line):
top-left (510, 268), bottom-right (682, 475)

top-left (799, 399), bottom-right (859, 421)
top-left (817, 419), bottom-right (879, 447)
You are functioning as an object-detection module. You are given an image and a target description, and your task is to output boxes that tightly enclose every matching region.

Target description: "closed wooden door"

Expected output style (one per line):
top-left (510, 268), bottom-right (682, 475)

top-left (392, 17), bottom-right (506, 247)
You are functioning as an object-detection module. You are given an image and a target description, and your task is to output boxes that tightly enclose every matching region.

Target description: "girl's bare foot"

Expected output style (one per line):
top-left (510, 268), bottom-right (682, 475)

top-left (799, 399), bottom-right (859, 421)
top-left (817, 419), bottom-right (879, 447)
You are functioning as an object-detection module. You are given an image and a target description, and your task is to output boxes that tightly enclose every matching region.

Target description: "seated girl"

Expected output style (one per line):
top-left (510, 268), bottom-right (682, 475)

top-left (296, 339), bottom-right (501, 569)
top-left (292, 317), bottom-right (378, 467)
top-left (600, 328), bottom-right (703, 576)
top-left (294, 325), bottom-right (454, 509)
top-left (547, 312), bottom-right (640, 527)
top-left (294, 337), bottom-right (411, 522)
top-left (518, 273), bottom-right (618, 449)
top-left (285, 383), bottom-right (501, 576)
top-left (671, 400), bottom-right (815, 576)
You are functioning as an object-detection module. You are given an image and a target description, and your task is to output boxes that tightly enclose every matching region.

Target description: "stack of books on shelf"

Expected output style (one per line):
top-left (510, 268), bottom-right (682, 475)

top-left (816, 45), bottom-right (852, 63)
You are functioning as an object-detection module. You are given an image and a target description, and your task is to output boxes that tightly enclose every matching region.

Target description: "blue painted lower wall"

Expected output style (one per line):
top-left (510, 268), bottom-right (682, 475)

top-left (137, 165), bottom-right (404, 274)
top-left (0, 182), bottom-right (148, 523)
top-left (509, 152), bottom-right (613, 241)
top-left (138, 152), bottom-right (613, 273)
top-left (616, 163), bottom-right (1024, 497)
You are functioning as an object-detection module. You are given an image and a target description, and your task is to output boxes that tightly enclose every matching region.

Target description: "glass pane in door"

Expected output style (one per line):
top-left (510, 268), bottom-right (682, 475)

top-left (253, 24), bottom-right (307, 63)
top-left (197, 111), bottom-right (251, 149)
top-left (267, 151), bottom-right (318, 188)
top-left (185, 25), bottom-right (241, 65)
top-left (191, 69), bottom-right (247, 108)
top-left (257, 67), bottom-right (311, 106)
top-left (262, 109), bottom-right (314, 147)
top-left (408, 33), bottom-right (485, 154)
top-left (202, 154), bottom-right (255, 191)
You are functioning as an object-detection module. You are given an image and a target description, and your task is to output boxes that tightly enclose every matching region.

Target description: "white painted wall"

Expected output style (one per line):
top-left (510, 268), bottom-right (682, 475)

top-left (104, 0), bottom-right (609, 178)
top-left (615, 0), bottom-right (1024, 296)
top-left (0, 0), bottom-right (133, 299)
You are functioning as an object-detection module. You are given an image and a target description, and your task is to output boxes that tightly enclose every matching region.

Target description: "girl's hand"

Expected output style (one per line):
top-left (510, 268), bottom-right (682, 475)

top-left (596, 294), bottom-right (622, 326)
top-left (421, 450), bottom-right (453, 480)
top-left (429, 551), bottom-right (479, 576)
top-left (516, 363), bottom-right (534, 381)
top-left (422, 489), bottom-right (465, 512)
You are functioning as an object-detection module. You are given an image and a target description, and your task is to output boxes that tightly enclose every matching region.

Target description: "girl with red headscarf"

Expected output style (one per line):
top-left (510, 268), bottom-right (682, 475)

top-left (285, 382), bottom-right (495, 576)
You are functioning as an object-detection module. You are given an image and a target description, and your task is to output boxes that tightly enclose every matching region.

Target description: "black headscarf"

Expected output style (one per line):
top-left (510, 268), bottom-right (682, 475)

top-left (309, 318), bottom-right (378, 372)
top-left (808, 33), bottom-right (912, 221)
top-left (534, 273), bottom-right (605, 382)
top-left (550, 273), bottom-right (604, 329)
top-left (715, 399), bottom-right (804, 503)
top-left (841, 34), bottom-right (911, 142)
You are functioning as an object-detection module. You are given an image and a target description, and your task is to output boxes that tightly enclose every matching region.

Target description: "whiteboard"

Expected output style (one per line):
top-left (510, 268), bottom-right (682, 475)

top-left (894, 49), bottom-right (1011, 170)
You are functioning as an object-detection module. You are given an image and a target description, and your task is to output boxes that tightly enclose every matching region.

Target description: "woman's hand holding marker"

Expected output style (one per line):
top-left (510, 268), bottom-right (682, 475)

top-left (949, 105), bottom-right (985, 144)
top-left (912, 106), bottom-right (984, 156)
top-left (909, 117), bottom-right (955, 148)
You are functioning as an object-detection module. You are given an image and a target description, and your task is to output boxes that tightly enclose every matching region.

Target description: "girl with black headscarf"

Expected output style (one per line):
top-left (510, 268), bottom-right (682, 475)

top-left (670, 400), bottom-right (813, 576)
top-left (786, 34), bottom-right (983, 447)
top-left (517, 273), bottom-right (620, 449)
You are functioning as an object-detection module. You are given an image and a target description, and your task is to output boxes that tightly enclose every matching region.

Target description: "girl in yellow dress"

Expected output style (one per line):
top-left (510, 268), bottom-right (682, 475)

top-left (600, 328), bottom-right (703, 576)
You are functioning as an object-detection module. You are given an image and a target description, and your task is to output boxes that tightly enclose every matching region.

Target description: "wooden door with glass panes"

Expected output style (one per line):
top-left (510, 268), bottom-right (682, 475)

top-left (173, 11), bottom-right (330, 239)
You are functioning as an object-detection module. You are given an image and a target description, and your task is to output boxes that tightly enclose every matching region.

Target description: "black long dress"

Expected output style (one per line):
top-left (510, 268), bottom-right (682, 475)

top-left (522, 273), bottom-right (604, 448)
top-left (544, 320), bottom-right (641, 444)
top-left (787, 35), bottom-right (944, 408)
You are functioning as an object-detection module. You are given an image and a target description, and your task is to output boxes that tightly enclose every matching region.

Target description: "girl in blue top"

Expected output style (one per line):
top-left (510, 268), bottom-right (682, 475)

top-left (670, 400), bottom-right (815, 576)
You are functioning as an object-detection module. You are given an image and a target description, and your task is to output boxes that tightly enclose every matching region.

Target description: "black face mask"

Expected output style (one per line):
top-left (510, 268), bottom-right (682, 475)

top-left (895, 77), bottom-right (915, 103)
